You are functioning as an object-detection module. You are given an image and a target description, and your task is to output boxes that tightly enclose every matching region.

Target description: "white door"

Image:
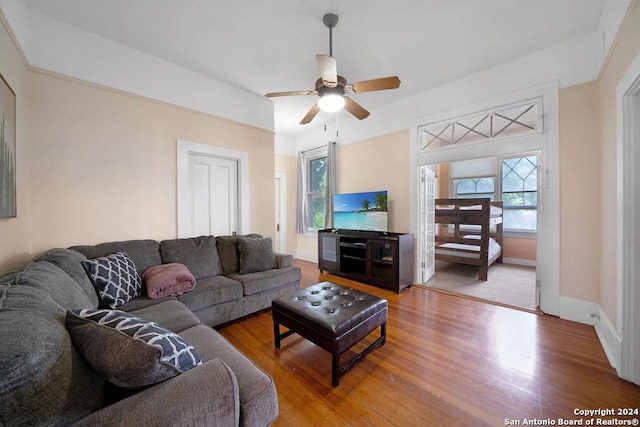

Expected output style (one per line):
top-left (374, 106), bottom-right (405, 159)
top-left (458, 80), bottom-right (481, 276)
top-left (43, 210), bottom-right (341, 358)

top-left (188, 153), bottom-right (238, 236)
top-left (420, 166), bottom-right (437, 282)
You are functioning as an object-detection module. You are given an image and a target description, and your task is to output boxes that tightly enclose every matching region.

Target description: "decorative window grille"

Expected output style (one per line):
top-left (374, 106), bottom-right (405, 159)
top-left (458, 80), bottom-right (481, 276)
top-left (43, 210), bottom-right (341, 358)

top-left (418, 98), bottom-right (543, 151)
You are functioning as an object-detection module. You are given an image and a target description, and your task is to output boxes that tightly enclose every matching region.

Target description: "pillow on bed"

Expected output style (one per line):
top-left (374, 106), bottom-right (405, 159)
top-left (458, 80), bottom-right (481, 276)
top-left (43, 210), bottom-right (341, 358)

top-left (66, 309), bottom-right (202, 389)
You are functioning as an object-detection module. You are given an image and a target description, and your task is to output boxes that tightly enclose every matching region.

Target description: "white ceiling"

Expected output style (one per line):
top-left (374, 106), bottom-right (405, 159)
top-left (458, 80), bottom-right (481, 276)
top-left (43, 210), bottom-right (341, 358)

top-left (22, 0), bottom-right (607, 136)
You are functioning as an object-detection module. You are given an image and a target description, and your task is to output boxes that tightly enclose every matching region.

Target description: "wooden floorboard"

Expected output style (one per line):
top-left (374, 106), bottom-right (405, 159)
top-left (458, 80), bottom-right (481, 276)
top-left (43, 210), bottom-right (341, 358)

top-left (217, 260), bottom-right (640, 426)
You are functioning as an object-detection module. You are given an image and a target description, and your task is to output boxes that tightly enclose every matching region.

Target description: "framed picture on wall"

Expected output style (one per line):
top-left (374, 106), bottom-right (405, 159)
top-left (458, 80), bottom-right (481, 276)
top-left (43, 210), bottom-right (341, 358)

top-left (0, 72), bottom-right (16, 218)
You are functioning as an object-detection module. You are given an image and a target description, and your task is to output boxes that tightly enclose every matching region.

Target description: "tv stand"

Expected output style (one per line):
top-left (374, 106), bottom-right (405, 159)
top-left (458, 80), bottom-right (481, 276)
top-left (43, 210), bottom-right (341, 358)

top-left (318, 229), bottom-right (414, 293)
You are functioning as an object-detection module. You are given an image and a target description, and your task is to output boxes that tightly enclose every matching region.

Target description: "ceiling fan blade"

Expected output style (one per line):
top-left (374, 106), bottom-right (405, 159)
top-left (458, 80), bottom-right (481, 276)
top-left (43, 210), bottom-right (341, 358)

top-left (300, 104), bottom-right (321, 125)
top-left (351, 76), bottom-right (401, 93)
top-left (343, 96), bottom-right (370, 120)
top-left (316, 54), bottom-right (338, 88)
top-left (265, 90), bottom-right (317, 98)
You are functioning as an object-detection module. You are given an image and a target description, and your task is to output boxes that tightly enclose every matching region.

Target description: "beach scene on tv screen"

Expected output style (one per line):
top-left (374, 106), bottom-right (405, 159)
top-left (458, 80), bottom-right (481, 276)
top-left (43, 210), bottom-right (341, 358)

top-left (333, 191), bottom-right (388, 231)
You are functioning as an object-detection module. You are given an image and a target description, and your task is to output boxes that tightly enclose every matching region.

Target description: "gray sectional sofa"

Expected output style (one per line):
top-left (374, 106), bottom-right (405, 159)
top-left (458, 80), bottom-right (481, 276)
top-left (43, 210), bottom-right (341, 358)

top-left (0, 234), bottom-right (301, 426)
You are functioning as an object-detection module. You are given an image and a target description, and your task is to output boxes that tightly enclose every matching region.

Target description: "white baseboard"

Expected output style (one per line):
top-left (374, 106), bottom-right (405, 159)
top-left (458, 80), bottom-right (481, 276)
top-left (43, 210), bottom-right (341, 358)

top-left (503, 257), bottom-right (537, 267)
top-left (557, 297), bottom-right (621, 372)
top-left (594, 306), bottom-right (621, 373)
top-left (293, 249), bottom-right (317, 263)
top-left (558, 296), bottom-right (598, 325)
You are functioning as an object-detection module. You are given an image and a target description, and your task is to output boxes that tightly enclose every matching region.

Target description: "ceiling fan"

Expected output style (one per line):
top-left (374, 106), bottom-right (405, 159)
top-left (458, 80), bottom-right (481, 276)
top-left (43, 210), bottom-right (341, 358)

top-left (264, 13), bottom-right (401, 125)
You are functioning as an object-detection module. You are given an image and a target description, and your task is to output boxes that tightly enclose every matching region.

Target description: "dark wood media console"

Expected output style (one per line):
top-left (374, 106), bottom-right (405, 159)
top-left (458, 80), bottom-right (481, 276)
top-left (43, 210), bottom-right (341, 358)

top-left (317, 229), bottom-right (414, 293)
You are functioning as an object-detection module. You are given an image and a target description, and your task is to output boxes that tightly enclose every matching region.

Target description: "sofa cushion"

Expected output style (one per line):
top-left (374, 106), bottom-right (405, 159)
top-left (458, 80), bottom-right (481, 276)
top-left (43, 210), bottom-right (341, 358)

top-left (160, 236), bottom-right (222, 279)
top-left (128, 300), bottom-right (202, 333)
top-left (228, 266), bottom-right (302, 296)
top-left (179, 325), bottom-right (278, 426)
top-left (238, 237), bottom-right (276, 274)
top-left (34, 248), bottom-right (100, 308)
top-left (177, 275), bottom-right (243, 312)
top-left (82, 252), bottom-right (143, 309)
top-left (216, 234), bottom-right (262, 275)
top-left (0, 285), bottom-right (108, 426)
top-left (66, 309), bottom-right (202, 389)
top-left (12, 261), bottom-right (94, 310)
top-left (72, 239), bottom-right (162, 274)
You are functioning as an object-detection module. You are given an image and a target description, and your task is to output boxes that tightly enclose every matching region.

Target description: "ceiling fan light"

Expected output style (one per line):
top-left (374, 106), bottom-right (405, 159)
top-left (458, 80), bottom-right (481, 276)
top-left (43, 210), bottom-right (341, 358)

top-left (318, 94), bottom-right (345, 112)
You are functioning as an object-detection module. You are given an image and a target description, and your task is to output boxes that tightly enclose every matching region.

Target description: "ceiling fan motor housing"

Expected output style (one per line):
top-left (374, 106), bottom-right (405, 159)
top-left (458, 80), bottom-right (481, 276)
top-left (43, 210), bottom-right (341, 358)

top-left (316, 76), bottom-right (346, 96)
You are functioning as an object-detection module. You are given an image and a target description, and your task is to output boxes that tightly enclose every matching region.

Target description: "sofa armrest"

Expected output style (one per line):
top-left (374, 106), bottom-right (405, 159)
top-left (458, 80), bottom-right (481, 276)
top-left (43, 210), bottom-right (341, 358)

top-left (274, 253), bottom-right (293, 269)
top-left (72, 359), bottom-right (239, 427)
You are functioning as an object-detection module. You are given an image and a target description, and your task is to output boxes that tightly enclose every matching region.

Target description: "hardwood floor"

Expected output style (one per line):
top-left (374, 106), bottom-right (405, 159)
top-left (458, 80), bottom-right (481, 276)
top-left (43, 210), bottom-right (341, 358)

top-left (217, 260), bottom-right (640, 426)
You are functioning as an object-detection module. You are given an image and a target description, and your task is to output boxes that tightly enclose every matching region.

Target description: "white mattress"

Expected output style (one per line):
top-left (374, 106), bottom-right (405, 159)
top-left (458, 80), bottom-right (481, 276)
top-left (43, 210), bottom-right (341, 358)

top-left (435, 236), bottom-right (501, 260)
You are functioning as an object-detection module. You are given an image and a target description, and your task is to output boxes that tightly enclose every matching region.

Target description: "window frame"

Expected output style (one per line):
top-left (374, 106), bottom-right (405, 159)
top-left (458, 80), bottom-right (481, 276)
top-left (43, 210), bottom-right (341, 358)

top-left (448, 153), bottom-right (539, 236)
top-left (301, 146), bottom-right (328, 234)
top-left (499, 153), bottom-right (538, 234)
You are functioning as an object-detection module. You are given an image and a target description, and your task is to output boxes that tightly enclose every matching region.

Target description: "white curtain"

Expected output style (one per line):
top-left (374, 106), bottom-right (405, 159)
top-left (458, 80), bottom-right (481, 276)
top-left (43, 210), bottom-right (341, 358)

top-left (296, 142), bottom-right (337, 233)
top-left (296, 151), bottom-right (307, 233)
top-left (324, 141), bottom-right (337, 229)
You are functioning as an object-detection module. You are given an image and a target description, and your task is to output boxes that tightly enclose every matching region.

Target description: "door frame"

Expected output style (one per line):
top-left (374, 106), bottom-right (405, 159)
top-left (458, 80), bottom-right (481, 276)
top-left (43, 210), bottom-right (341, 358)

top-left (275, 171), bottom-right (288, 253)
top-left (615, 51), bottom-right (640, 384)
top-left (409, 81), bottom-right (559, 315)
top-left (176, 139), bottom-right (250, 238)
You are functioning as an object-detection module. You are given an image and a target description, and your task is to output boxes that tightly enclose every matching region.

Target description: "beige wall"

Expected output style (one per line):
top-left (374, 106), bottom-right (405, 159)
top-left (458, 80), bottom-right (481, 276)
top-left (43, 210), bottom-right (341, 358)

top-left (597, 1), bottom-right (640, 324)
top-left (339, 130), bottom-right (411, 233)
top-left (27, 71), bottom-right (275, 254)
top-left (0, 17), bottom-right (275, 272)
top-left (0, 19), bottom-right (31, 271)
top-left (558, 82), bottom-right (600, 301)
top-left (294, 130), bottom-right (412, 261)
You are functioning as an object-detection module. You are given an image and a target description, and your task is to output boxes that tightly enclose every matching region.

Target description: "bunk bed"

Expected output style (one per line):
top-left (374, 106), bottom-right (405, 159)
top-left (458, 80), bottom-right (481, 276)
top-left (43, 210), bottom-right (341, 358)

top-left (434, 198), bottom-right (503, 281)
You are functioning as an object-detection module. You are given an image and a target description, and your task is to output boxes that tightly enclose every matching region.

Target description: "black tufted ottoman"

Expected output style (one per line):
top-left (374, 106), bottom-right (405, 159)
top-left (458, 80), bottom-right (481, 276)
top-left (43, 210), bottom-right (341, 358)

top-left (272, 282), bottom-right (388, 387)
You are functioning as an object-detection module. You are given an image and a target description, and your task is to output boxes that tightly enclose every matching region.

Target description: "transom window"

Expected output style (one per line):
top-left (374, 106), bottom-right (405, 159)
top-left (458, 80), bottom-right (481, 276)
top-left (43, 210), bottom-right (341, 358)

top-left (419, 98), bottom-right (543, 151)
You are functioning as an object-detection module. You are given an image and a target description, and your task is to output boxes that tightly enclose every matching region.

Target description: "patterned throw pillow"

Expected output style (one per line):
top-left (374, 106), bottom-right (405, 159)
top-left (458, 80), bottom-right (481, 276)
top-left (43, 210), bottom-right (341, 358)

top-left (82, 252), bottom-right (143, 309)
top-left (66, 309), bottom-right (202, 389)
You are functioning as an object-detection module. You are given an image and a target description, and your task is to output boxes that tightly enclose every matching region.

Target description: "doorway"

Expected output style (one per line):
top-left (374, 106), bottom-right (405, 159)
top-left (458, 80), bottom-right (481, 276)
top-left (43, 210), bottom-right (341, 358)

top-left (176, 139), bottom-right (250, 238)
top-left (616, 51), bottom-right (640, 384)
top-left (420, 156), bottom-right (538, 310)
top-left (274, 172), bottom-right (287, 253)
top-left (187, 153), bottom-right (238, 236)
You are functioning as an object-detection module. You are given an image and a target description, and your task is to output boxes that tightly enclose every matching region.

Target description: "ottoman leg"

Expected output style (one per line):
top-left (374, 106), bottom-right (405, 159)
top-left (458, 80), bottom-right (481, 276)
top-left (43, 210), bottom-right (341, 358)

top-left (274, 321), bottom-right (281, 348)
top-left (331, 321), bottom-right (387, 388)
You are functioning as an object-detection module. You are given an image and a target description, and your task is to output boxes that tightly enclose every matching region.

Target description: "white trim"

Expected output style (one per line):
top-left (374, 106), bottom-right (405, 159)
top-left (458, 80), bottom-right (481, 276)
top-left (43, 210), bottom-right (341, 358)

top-left (502, 257), bottom-right (537, 267)
top-left (615, 50), bottom-right (640, 384)
top-left (275, 171), bottom-right (288, 253)
top-left (594, 305), bottom-right (622, 372)
top-left (295, 248), bottom-right (317, 263)
top-left (558, 296), bottom-right (598, 326)
top-left (176, 139), bottom-right (250, 238)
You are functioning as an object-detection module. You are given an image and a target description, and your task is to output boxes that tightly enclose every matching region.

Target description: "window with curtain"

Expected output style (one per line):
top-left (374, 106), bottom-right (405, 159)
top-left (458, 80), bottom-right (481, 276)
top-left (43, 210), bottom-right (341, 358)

top-left (297, 143), bottom-right (336, 233)
top-left (307, 154), bottom-right (327, 230)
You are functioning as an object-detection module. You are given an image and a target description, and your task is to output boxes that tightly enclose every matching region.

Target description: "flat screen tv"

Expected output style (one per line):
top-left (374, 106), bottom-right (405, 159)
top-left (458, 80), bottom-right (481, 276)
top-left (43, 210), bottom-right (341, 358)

top-left (333, 190), bottom-right (388, 232)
